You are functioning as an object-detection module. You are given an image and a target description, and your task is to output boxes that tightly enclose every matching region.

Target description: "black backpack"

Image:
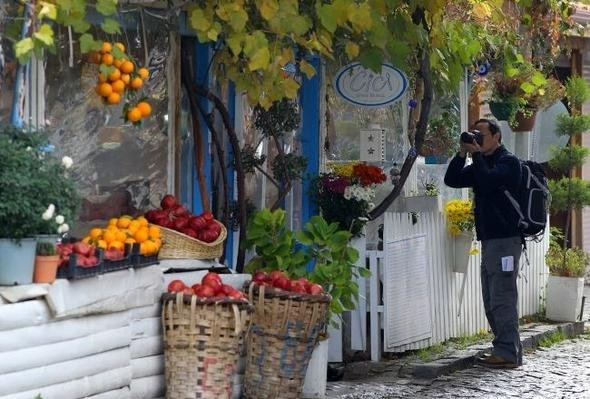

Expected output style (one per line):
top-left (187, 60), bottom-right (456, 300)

top-left (501, 160), bottom-right (551, 240)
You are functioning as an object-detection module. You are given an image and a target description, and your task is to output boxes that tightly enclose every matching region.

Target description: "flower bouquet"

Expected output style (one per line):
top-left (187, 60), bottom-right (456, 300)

top-left (444, 199), bottom-right (477, 273)
top-left (311, 162), bottom-right (386, 237)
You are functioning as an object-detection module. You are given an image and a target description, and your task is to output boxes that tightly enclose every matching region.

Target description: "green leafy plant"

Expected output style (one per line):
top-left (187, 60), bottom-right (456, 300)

top-left (546, 227), bottom-right (589, 278)
top-left (245, 208), bottom-right (370, 321)
top-left (36, 242), bottom-right (57, 256)
top-left (421, 110), bottom-right (460, 157)
top-left (0, 124), bottom-right (79, 240)
top-left (547, 76), bottom-right (590, 269)
top-left (488, 56), bottom-right (565, 128)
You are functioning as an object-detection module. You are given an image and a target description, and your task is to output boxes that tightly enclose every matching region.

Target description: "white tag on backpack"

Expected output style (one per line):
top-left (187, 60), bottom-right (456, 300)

top-left (501, 256), bottom-right (514, 272)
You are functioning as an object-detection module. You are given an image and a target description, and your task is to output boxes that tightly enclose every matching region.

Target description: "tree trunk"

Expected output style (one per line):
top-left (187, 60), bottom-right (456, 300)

top-left (369, 47), bottom-right (433, 220)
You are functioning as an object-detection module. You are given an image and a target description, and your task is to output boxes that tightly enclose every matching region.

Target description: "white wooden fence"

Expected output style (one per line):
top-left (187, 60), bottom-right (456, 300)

top-left (358, 211), bottom-right (549, 361)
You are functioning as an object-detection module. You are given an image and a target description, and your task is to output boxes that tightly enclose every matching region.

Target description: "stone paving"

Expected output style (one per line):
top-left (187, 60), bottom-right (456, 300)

top-left (327, 329), bottom-right (590, 399)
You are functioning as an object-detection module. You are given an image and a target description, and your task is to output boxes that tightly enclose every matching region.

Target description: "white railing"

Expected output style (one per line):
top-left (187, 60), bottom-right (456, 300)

top-left (361, 211), bottom-right (549, 361)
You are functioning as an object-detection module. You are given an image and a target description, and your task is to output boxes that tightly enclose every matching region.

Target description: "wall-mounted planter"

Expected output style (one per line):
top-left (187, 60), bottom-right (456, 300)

top-left (403, 195), bottom-right (441, 213)
top-left (453, 232), bottom-right (473, 273)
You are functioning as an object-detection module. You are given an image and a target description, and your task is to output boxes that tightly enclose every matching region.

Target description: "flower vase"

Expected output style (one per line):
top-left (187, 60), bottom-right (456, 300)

top-left (0, 238), bottom-right (37, 285)
top-left (453, 232), bottom-right (473, 273)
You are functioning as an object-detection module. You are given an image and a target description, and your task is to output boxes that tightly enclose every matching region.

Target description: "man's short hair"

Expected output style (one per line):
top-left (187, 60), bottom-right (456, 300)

top-left (474, 118), bottom-right (501, 134)
top-left (474, 118), bottom-right (502, 142)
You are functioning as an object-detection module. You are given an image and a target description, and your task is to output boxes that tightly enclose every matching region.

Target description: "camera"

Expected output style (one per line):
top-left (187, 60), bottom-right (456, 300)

top-left (460, 130), bottom-right (483, 146)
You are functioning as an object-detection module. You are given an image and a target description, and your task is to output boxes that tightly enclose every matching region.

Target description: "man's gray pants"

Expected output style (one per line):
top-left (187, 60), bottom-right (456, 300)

top-left (481, 236), bottom-right (522, 364)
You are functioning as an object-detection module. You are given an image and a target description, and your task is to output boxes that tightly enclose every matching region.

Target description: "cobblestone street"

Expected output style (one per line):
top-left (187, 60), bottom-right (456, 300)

top-left (327, 333), bottom-right (590, 399)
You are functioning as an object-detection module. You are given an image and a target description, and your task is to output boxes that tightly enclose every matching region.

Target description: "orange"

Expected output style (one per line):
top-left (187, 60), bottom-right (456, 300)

top-left (106, 92), bottom-right (121, 105)
top-left (101, 53), bottom-right (114, 66)
top-left (137, 67), bottom-right (149, 80)
top-left (124, 238), bottom-right (136, 245)
top-left (111, 79), bottom-right (125, 93)
top-left (108, 67), bottom-right (121, 81)
top-left (97, 239), bottom-right (108, 250)
top-left (120, 60), bottom-right (134, 74)
top-left (97, 82), bottom-right (113, 98)
top-left (136, 101), bottom-right (152, 118)
top-left (109, 240), bottom-right (124, 251)
top-left (101, 42), bottom-right (112, 54)
top-left (113, 58), bottom-right (123, 69)
top-left (134, 228), bottom-right (149, 243)
top-left (89, 228), bottom-right (103, 240)
top-left (129, 77), bottom-right (143, 90)
top-left (102, 229), bottom-right (116, 244)
top-left (153, 238), bottom-right (162, 250)
top-left (140, 240), bottom-right (157, 256)
top-left (136, 216), bottom-right (148, 227)
top-left (108, 217), bottom-right (118, 226)
top-left (127, 107), bottom-right (142, 122)
top-left (148, 225), bottom-right (161, 239)
top-left (114, 42), bottom-right (126, 52)
top-left (115, 230), bottom-right (127, 242)
top-left (121, 74), bottom-right (131, 85)
top-left (98, 72), bottom-right (107, 83)
top-left (117, 217), bottom-right (131, 229)
top-left (128, 220), bottom-right (140, 234)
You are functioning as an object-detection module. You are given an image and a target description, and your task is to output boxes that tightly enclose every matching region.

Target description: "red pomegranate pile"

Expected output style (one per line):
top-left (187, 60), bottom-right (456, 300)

top-left (167, 272), bottom-right (247, 300)
top-left (144, 194), bottom-right (222, 243)
top-left (251, 270), bottom-right (325, 295)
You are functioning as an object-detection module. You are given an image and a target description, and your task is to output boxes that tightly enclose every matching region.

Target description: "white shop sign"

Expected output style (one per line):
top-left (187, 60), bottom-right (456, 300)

top-left (334, 62), bottom-right (408, 108)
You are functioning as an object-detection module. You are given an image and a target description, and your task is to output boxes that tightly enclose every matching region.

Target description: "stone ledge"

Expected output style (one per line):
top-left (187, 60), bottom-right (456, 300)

top-left (400, 321), bottom-right (586, 379)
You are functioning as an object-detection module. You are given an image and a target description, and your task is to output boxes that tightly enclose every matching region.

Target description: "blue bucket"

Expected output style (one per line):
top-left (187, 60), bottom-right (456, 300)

top-left (0, 238), bottom-right (37, 285)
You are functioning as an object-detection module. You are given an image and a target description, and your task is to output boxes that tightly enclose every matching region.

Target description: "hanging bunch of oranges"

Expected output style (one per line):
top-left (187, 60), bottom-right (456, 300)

top-left (89, 41), bottom-right (152, 124)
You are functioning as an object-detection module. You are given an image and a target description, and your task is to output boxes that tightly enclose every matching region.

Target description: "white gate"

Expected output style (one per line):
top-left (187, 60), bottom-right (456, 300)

top-left (363, 211), bottom-right (549, 361)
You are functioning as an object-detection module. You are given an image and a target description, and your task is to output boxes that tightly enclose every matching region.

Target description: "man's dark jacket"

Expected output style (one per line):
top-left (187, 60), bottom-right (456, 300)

top-left (444, 145), bottom-right (521, 241)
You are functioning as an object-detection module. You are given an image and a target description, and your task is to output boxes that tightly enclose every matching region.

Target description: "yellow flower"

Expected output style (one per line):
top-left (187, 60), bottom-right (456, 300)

top-left (469, 247), bottom-right (480, 255)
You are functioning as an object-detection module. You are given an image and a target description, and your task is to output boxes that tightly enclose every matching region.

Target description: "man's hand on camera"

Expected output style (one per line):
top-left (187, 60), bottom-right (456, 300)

top-left (461, 142), bottom-right (481, 155)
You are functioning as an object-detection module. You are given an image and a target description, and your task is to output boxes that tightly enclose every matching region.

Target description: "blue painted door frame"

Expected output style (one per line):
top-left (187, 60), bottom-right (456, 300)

top-left (179, 41), bottom-right (321, 265)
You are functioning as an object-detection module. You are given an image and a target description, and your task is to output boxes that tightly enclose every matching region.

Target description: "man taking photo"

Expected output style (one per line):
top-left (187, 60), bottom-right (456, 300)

top-left (444, 118), bottom-right (523, 368)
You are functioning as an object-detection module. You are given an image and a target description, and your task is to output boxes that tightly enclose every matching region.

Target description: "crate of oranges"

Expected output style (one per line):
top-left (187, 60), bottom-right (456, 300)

top-left (82, 215), bottom-right (161, 271)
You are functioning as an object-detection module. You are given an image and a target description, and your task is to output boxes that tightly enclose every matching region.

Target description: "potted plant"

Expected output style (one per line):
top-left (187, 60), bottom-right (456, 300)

top-left (421, 109), bottom-right (460, 164)
top-left (487, 57), bottom-right (565, 131)
top-left (0, 124), bottom-right (79, 285)
top-left (244, 208), bottom-right (369, 397)
top-left (33, 242), bottom-right (61, 284)
top-left (545, 228), bottom-right (589, 322)
top-left (443, 199), bottom-right (477, 273)
top-left (404, 175), bottom-right (442, 213)
top-left (545, 75), bottom-right (590, 321)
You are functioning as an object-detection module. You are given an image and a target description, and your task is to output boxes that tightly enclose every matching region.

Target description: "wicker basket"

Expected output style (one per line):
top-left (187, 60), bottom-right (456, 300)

top-left (162, 293), bottom-right (253, 399)
top-left (243, 284), bottom-right (330, 399)
top-left (159, 221), bottom-right (227, 260)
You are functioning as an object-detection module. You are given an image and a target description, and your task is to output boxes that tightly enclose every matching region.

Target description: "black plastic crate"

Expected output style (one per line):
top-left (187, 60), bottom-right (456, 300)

top-left (103, 244), bottom-right (134, 273)
top-left (130, 243), bottom-right (160, 269)
top-left (56, 252), bottom-right (104, 280)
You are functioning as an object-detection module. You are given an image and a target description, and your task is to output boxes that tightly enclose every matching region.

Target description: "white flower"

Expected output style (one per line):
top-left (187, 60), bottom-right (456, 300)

top-left (62, 156), bottom-right (73, 169)
top-left (57, 223), bottom-right (69, 234)
top-left (42, 204), bottom-right (55, 220)
top-left (55, 215), bottom-right (65, 224)
top-left (26, 146), bottom-right (32, 152)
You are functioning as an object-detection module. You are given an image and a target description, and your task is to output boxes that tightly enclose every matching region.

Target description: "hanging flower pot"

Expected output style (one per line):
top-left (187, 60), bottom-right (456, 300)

top-left (488, 101), bottom-right (518, 122)
top-left (512, 109), bottom-right (537, 132)
top-left (453, 232), bottom-right (474, 273)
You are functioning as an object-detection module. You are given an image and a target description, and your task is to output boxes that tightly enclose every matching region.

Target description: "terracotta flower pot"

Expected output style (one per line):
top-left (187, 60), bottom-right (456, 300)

top-left (33, 255), bottom-right (60, 283)
top-left (512, 110), bottom-right (537, 132)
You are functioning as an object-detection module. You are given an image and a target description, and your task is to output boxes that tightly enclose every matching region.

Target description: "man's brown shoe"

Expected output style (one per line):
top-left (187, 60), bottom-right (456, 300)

top-left (475, 354), bottom-right (519, 369)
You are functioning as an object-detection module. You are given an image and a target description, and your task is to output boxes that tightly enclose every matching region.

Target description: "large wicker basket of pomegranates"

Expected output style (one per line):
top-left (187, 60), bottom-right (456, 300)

top-left (144, 194), bottom-right (227, 260)
top-left (242, 271), bottom-right (330, 399)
